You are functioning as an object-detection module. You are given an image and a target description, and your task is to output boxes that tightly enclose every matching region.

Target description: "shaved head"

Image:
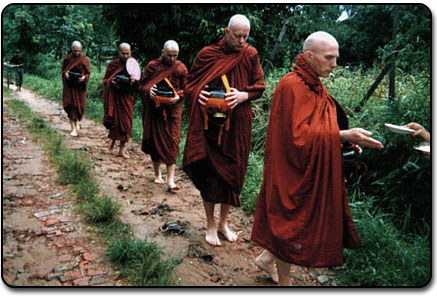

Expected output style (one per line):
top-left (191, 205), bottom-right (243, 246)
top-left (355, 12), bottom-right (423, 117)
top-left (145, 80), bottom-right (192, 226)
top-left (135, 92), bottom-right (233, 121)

top-left (118, 43), bottom-right (132, 61)
top-left (228, 14), bottom-right (251, 31)
top-left (226, 14), bottom-right (251, 52)
top-left (119, 42), bottom-right (131, 51)
top-left (303, 31), bottom-right (338, 54)
top-left (71, 41), bottom-right (82, 57)
top-left (71, 41), bottom-right (82, 49)
top-left (163, 40), bottom-right (179, 51)
top-left (302, 31), bottom-right (339, 78)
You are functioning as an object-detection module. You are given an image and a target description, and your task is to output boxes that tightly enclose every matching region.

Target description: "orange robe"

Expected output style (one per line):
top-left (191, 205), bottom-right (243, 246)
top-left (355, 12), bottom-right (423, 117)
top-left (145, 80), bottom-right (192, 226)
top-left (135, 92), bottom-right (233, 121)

top-left (251, 54), bottom-right (360, 267)
top-left (182, 36), bottom-right (266, 207)
top-left (139, 58), bottom-right (188, 165)
top-left (61, 53), bottom-right (90, 121)
top-left (103, 58), bottom-right (137, 142)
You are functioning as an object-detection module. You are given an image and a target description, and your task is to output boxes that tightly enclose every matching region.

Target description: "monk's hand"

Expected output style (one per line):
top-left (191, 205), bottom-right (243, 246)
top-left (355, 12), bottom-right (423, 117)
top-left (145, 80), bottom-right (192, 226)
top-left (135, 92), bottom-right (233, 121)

top-left (111, 78), bottom-right (117, 85)
top-left (150, 85), bottom-right (157, 100)
top-left (198, 85), bottom-right (210, 106)
top-left (169, 94), bottom-right (180, 105)
top-left (65, 72), bottom-right (70, 80)
top-left (225, 88), bottom-right (249, 109)
top-left (340, 128), bottom-right (383, 149)
top-left (78, 75), bottom-right (85, 82)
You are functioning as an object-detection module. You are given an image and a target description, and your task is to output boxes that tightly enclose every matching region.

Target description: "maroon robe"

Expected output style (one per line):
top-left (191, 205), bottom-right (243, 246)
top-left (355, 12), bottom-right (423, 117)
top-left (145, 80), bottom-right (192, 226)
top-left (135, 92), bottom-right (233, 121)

top-left (103, 58), bottom-right (137, 142)
top-left (139, 58), bottom-right (188, 165)
top-left (182, 36), bottom-right (266, 207)
top-left (251, 54), bottom-right (360, 267)
top-left (61, 53), bottom-right (91, 121)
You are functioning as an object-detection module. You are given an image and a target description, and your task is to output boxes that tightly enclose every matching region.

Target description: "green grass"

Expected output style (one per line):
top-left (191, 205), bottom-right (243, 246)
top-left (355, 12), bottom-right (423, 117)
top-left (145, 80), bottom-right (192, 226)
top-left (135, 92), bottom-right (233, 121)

top-left (335, 193), bottom-right (431, 286)
top-left (107, 237), bottom-right (179, 286)
top-left (5, 98), bottom-right (177, 286)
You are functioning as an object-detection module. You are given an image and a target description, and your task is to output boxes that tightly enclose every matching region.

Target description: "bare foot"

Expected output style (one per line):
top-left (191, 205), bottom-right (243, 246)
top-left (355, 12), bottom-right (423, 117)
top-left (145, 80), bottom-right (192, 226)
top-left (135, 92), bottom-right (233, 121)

top-left (70, 130), bottom-right (78, 137)
top-left (154, 177), bottom-right (165, 184)
top-left (76, 122), bottom-right (81, 130)
top-left (218, 223), bottom-right (238, 242)
top-left (254, 255), bottom-right (279, 284)
top-left (119, 149), bottom-right (130, 159)
top-left (205, 226), bottom-right (221, 246)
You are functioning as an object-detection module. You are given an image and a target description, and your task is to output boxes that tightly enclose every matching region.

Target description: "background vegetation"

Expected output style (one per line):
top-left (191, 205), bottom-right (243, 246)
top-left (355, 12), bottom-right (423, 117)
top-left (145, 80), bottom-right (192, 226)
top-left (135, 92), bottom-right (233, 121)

top-left (2, 4), bottom-right (431, 286)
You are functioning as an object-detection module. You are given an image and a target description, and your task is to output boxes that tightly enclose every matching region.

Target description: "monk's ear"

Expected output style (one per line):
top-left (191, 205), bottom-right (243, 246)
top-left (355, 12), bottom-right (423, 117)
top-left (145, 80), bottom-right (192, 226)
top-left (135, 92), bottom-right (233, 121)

top-left (225, 27), bottom-right (230, 35)
top-left (304, 51), bottom-right (313, 61)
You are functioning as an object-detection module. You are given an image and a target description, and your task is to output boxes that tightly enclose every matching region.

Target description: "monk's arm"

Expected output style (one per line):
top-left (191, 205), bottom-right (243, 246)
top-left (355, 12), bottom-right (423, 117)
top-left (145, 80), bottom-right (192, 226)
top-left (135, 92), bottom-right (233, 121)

top-left (244, 51), bottom-right (266, 101)
top-left (339, 128), bottom-right (383, 149)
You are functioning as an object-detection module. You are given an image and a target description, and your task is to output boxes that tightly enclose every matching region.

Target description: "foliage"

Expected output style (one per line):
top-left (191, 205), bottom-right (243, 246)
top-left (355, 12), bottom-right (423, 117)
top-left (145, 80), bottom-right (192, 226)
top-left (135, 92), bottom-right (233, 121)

top-left (107, 237), bottom-right (178, 286)
top-left (325, 66), bottom-right (431, 235)
top-left (335, 194), bottom-right (430, 286)
top-left (2, 4), bottom-right (115, 73)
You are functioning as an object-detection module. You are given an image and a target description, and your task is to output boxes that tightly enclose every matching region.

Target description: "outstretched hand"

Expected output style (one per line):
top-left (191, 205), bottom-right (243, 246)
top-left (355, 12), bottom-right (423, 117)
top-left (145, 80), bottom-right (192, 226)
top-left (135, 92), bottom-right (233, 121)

top-left (340, 128), bottom-right (383, 149)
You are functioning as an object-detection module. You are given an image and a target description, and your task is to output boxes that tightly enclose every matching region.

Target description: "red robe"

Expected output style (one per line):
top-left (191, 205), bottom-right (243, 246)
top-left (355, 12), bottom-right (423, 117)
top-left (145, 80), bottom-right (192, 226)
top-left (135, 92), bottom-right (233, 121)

top-left (61, 53), bottom-right (90, 121)
top-left (139, 58), bottom-right (188, 165)
top-left (182, 36), bottom-right (266, 207)
top-left (251, 54), bottom-right (360, 267)
top-left (103, 58), bottom-right (137, 142)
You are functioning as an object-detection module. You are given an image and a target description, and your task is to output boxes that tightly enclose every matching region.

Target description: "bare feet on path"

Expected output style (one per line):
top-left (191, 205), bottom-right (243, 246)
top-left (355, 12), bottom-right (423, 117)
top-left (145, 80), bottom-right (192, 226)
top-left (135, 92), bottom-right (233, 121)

top-left (205, 225), bottom-right (222, 246)
top-left (218, 223), bottom-right (238, 242)
top-left (254, 254), bottom-right (279, 284)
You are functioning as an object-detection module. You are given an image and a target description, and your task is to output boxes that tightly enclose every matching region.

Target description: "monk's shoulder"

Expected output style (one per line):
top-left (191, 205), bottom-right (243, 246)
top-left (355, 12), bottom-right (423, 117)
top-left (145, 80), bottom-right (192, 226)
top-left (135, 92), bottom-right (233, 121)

top-left (175, 61), bottom-right (188, 74)
top-left (278, 72), bottom-right (302, 89)
top-left (244, 45), bottom-right (259, 58)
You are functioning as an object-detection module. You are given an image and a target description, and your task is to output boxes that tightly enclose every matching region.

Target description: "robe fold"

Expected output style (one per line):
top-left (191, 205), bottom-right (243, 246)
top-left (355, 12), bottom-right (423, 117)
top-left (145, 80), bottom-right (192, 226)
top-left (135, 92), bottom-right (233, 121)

top-left (61, 53), bottom-right (91, 121)
top-left (182, 36), bottom-right (266, 207)
top-left (103, 58), bottom-right (137, 142)
top-left (139, 58), bottom-right (188, 165)
top-left (251, 54), bottom-right (360, 267)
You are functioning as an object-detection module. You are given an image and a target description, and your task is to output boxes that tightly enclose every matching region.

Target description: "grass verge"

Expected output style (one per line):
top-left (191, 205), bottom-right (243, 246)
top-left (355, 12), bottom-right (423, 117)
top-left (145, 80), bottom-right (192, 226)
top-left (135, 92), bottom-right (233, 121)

top-left (5, 98), bottom-right (178, 286)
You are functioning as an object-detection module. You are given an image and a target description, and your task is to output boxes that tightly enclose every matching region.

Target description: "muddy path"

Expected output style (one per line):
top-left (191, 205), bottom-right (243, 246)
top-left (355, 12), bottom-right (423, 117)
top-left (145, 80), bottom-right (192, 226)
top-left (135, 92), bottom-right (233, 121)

top-left (2, 83), bottom-right (337, 286)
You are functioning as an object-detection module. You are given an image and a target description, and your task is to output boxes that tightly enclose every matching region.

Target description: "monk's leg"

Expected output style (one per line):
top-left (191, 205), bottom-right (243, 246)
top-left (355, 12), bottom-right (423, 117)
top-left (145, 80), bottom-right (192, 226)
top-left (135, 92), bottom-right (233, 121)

top-left (254, 250), bottom-right (279, 284)
top-left (108, 139), bottom-right (116, 151)
top-left (167, 164), bottom-right (179, 190)
top-left (75, 121), bottom-right (80, 131)
top-left (275, 258), bottom-right (292, 286)
top-left (217, 204), bottom-right (238, 242)
top-left (119, 141), bottom-right (130, 159)
top-left (153, 161), bottom-right (164, 184)
top-left (69, 119), bottom-right (77, 136)
top-left (203, 201), bottom-right (221, 246)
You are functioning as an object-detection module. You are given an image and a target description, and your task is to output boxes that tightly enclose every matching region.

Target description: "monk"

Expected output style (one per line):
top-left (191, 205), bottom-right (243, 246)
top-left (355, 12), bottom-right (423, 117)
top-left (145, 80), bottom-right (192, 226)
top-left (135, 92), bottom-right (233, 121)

top-left (183, 14), bottom-right (266, 246)
top-left (251, 31), bottom-right (384, 286)
top-left (139, 40), bottom-right (188, 191)
top-left (61, 41), bottom-right (91, 137)
top-left (103, 43), bottom-right (139, 159)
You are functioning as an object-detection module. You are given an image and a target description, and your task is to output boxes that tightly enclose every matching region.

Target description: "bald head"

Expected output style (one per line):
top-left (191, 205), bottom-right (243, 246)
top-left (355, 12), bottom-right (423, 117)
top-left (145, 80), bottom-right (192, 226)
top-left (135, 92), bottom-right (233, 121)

top-left (71, 41), bottom-right (82, 48)
top-left (228, 14), bottom-right (251, 31)
top-left (119, 43), bottom-right (131, 51)
top-left (162, 40), bottom-right (179, 65)
top-left (302, 31), bottom-right (339, 78)
top-left (118, 43), bottom-right (131, 61)
top-left (303, 31), bottom-right (338, 54)
top-left (163, 40), bottom-right (179, 51)
top-left (71, 41), bottom-right (82, 57)
top-left (226, 14), bottom-right (250, 52)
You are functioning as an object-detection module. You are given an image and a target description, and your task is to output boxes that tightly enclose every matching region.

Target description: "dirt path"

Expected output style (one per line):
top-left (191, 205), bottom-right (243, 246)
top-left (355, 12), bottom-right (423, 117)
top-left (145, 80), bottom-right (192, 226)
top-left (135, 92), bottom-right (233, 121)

top-left (2, 83), bottom-right (337, 286)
